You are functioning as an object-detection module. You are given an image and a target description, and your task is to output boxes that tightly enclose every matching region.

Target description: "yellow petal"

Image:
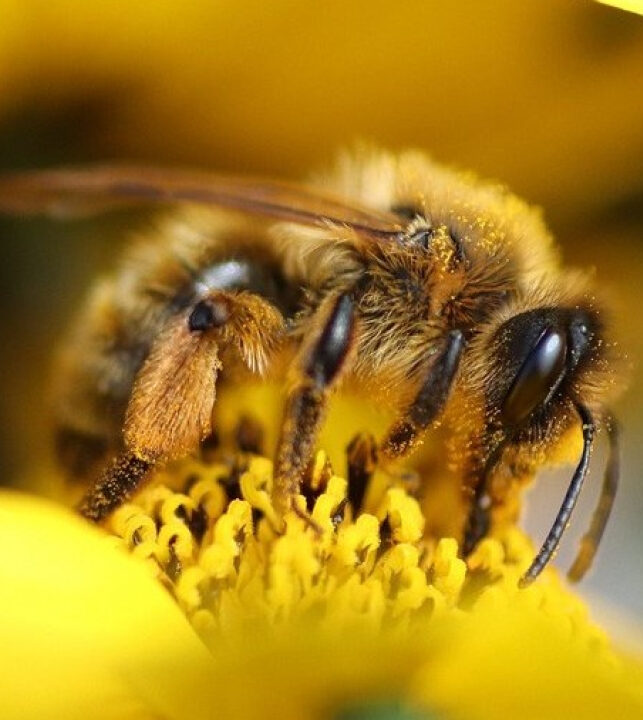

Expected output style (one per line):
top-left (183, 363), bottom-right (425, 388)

top-left (597, 1), bottom-right (643, 15)
top-left (412, 606), bottom-right (643, 720)
top-left (0, 491), bottom-right (218, 720)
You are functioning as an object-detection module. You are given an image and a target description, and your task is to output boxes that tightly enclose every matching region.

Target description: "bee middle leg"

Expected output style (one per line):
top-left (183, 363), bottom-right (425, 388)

top-left (274, 293), bottom-right (356, 518)
top-left (346, 433), bottom-right (378, 514)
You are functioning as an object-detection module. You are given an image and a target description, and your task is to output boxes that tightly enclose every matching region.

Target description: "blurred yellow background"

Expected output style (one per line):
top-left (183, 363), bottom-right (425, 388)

top-left (0, 1), bottom-right (641, 624)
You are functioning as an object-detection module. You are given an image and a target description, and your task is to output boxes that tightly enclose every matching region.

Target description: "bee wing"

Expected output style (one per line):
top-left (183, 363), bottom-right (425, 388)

top-left (0, 165), bottom-right (403, 241)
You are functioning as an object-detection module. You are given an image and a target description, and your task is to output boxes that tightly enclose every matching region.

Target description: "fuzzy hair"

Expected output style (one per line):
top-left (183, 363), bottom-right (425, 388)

top-left (50, 148), bottom-right (625, 498)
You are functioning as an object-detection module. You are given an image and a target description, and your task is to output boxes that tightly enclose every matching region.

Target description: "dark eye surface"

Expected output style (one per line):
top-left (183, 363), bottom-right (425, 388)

top-left (501, 327), bottom-right (567, 425)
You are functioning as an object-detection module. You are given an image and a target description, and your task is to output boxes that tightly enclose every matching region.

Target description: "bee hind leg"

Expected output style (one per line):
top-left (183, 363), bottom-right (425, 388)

top-left (79, 290), bottom-right (284, 523)
top-left (274, 293), bottom-right (357, 525)
top-left (78, 452), bottom-right (151, 522)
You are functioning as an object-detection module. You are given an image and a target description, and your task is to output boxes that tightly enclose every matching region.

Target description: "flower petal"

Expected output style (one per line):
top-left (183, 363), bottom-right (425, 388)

top-left (0, 491), bottom-right (218, 720)
top-left (411, 606), bottom-right (643, 720)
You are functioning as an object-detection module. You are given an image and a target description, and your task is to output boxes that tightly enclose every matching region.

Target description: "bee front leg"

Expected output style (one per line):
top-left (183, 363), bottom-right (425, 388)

top-left (380, 329), bottom-right (464, 460)
top-left (461, 464), bottom-right (497, 556)
top-left (274, 293), bottom-right (357, 519)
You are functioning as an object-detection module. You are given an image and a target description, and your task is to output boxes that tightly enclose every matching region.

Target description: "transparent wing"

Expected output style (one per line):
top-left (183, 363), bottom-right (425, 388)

top-left (0, 165), bottom-right (403, 241)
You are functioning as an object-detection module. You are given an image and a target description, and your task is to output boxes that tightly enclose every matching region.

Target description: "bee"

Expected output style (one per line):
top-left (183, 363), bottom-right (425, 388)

top-left (0, 148), bottom-right (623, 586)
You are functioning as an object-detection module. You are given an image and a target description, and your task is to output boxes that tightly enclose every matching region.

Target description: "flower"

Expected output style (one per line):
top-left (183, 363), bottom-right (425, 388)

top-left (597, 1), bottom-right (643, 15)
top-left (0, 1), bottom-right (642, 219)
top-left (2, 446), bottom-right (642, 720)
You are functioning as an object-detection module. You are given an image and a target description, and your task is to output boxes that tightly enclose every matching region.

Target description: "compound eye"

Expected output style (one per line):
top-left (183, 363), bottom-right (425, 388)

top-left (501, 328), bottom-right (567, 426)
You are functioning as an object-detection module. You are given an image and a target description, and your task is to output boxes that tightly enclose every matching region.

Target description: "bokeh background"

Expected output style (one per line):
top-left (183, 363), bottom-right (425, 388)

top-left (0, 1), bottom-right (641, 630)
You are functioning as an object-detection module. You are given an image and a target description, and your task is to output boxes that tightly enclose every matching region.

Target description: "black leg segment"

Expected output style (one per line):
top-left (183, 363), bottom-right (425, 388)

top-left (381, 329), bottom-right (464, 459)
top-left (346, 433), bottom-right (378, 514)
top-left (274, 293), bottom-right (356, 514)
top-left (567, 412), bottom-right (620, 582)
top-left (79, 452), bottom-right (151, 522)
top-left (462, 435), bottom-right (509, 557)
top-left (304, 293), bottom-right (355, 388)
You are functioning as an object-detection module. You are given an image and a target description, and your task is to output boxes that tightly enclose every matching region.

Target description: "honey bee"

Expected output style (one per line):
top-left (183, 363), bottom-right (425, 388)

top-left (0, 148), bottom-right (623, 586)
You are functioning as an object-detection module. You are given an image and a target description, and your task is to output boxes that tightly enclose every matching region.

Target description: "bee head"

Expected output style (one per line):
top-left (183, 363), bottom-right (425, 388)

top-left (456, 286), bottom-right (626, 586)
top-left (488, 305), bottom-right (611, 433)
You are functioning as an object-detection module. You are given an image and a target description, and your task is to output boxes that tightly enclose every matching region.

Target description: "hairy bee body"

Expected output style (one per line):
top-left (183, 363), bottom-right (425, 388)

top-left (0, 148), bottom-right (623, 585)
top-left (54, 151), bottom-right (554, 477)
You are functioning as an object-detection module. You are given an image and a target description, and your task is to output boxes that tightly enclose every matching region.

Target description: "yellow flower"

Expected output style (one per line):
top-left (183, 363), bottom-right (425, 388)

top-left (0, 490), bottom-right (216, 720)
top-left (0, 0), bottom-right (642, 219)
top-left (597, 1), bottom-right (643, 15)
top-left (2, 449), bottom-right (642, 720)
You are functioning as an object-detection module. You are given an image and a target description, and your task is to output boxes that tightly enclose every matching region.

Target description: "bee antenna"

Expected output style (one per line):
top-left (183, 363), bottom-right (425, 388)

top-left (519, 403), bottom-right (595, 588)
top-left (567, 412), bottom-right (620, 582)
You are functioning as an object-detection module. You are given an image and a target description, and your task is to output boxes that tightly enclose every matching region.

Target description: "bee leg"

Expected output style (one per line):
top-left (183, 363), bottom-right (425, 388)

top-left (567, 413), bottom-right (620, 582)
top-left (274, 293), bottom-right (357, 521)
top-left (80, 292), bottom-right (283, 522)
top-left (380, 329), bottom-right (464, 460)
top-left (461, 436), bottom-right (508, 556)
top-left (346, 433), bottom-right (378, 514)
top-left (462, 481), bottom-right (493, 556)
top-left (78, 452), bottom-right (151, 521)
